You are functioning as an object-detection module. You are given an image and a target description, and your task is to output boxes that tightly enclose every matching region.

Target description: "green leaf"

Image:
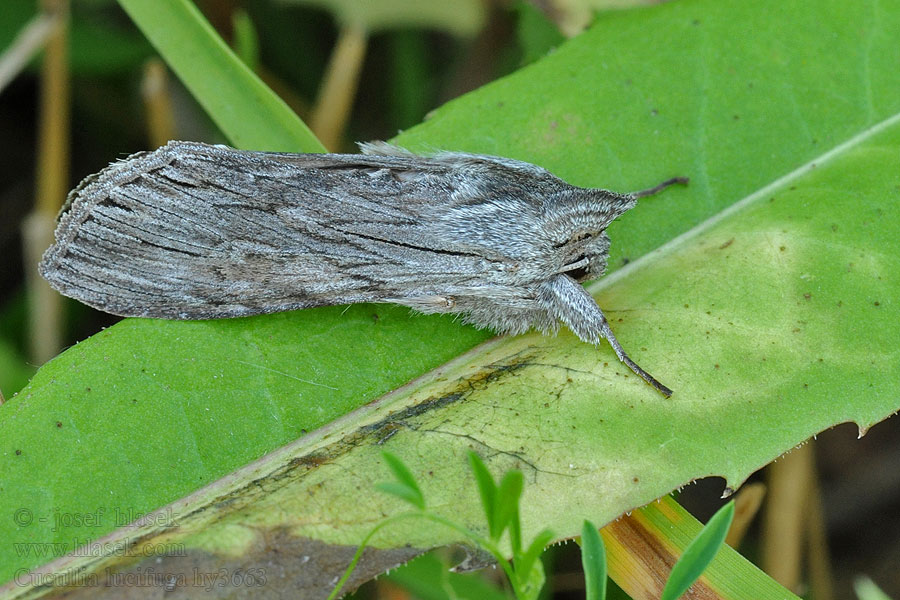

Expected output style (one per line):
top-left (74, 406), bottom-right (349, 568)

top-left (853, 576), bottom-right (894, 600)
top-left (514, 1), bottom-right (565, 66)
top-left (379, 451), bottom-right (426, 509)
top-left (517, 527), bottom-right (555, 594)
top-left (116, 0), bottom-right (322, 152)
top-left (5, 0), bottom-right (900, 595)
top-left (385, 551), bottom-right (510, 600)
top-left (231, 9), bottom-right (261, 72)
top-left (581, 521), bottom-right (607, 600)
top-left (494, 470), bottom-right (524, 552)
top-left (468, 451), bottom-right (500, 539)
top-left (517, 552), bottom-right (547, 600)
top-left (374, 482), bottom-right (423, 509)
top-left (661, 501), bottom-right (735, 600)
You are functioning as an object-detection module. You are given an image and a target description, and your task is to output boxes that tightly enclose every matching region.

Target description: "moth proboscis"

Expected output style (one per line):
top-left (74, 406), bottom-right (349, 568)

top-left (39, 141), bottom-right (688, 396)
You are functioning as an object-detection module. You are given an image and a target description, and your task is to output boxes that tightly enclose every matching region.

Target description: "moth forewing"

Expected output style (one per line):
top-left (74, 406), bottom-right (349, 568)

top-left (40, 141), bottom-right (686, 396)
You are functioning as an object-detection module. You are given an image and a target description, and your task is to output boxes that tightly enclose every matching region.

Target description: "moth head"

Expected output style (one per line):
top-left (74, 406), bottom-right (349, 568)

top-left (547, 189), bottom-right (637, 281)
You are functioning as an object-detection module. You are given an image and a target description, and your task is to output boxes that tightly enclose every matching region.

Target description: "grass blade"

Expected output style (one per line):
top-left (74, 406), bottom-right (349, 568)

top-left (495, 470), bottom-right (524, 552)
top-left (581, 520), bottom-right (607, 600)
top-left (468, 451), bottom-right (499, 539)
top-left (116, 0), bottom-right (322, 152)
top-left (661, 501), bottom-right (735, 600)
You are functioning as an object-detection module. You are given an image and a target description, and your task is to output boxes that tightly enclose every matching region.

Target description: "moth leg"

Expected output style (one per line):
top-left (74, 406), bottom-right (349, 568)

top-left (538, 274), bottom-right (673, 397)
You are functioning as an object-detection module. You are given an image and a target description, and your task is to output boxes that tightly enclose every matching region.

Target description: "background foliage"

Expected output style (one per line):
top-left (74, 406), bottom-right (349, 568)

top-left (1, 0), bottom-right (899, 598)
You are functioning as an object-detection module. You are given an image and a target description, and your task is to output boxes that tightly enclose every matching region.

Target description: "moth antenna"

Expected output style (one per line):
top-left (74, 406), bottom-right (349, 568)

top-left (631, 176), bottom-right (689, 199)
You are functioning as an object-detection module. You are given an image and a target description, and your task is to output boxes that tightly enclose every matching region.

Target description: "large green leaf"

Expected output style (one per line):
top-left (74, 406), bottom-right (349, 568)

top-left (3, 0), bottom-right (900, 597)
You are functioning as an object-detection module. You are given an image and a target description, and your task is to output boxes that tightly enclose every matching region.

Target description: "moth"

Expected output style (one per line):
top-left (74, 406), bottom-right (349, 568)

top-left (40, 141), bottom-right (687, 396)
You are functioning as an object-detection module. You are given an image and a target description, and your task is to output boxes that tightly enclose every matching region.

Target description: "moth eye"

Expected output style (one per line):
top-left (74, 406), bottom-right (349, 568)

top-left (553, 232), bottom-right (594, 249)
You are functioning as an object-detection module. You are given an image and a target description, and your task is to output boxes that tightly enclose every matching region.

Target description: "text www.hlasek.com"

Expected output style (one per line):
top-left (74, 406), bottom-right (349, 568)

top-left (13, 539), bottom-right (185, 559)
